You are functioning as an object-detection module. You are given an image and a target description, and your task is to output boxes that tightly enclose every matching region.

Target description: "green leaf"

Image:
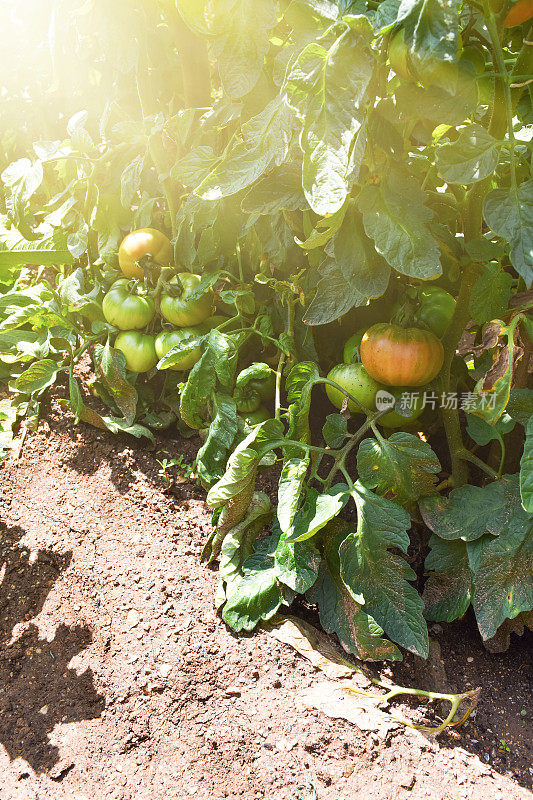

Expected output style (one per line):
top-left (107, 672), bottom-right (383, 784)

top-left (470, 478), bottom-right (533, 640)
top-left (483, 180), bottom-right (533, 288)
top-left (196, 96), bottom-right (294, 199)
top-left (466, 412), bottom-right (515, 447)
top-left (436, 124), bottom-right (499, 184)
top-left (196, 394), bottom-right (240, 488)
top-left (207, 445), bottom-right (259, 533)
top-left (507, 388), bottom-right (533, 427)
top-left (157, 332), bottom-right (204, 370)
top-left (14, 358), bottom-right (60, 395)
top-left (180, 331), bottom-right (238, 429)
top-left (358, 171), bottom-right (441, 280)
top-left (222, 551), bottom-right (283, 632)
top-left (217, 492), bottom-right (272, 576)
top-left (212, 0), bottom-right (277, 98)
top-left (296, 201), bottom-right (348, 249)
top-left (171, 146), bottom-right (218, 188)
top-left (304, 206), bottom-right (391, 325)
top-left (397, 0), bottom-right (460, 91)
top-left (307, 521), bottom-right (402, 660)
top-left (242, 164), bottom-right (307, 214)
top-left (286, 360), bottom-right (320, 447)
top-left (274, 524), bottom-right (321, 593)
top-left (420, 481), bottom-right (509, 542)
top-left (97, 342), bottom-right (138, 426)
top-left (0, 228), bottom-right (74, 270)
top-left (395, 62), bottom-right (478, 125)
top-left (357, 432), bottom-right (441, 506)
top-left (520, 417), bottom-right (533, 512)
top-left (120, 154), bottom-right (145, 208)
top-left (99, 416), bottom-right (155, 442)
top-left (2, 157), bottom-right (43, 223)
top-left (286, 484), bottom-right (349, 543)
top-left (285, 24), bottom-right (374, 215)
top-left (322, 414), bottom-right (348, 448)
top-left (277, 456), bottom-right (310, 534)
top-left (423, 536), bottom-right (472, 622)
top-left (469, 261), bottom-right (514, 325)
top-left (340, 482), bottom-right (428, 657)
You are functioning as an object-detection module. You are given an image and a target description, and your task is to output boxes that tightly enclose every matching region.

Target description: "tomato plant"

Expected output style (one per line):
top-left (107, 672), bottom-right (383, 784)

top-left (1, 0), bottom-right (532, 668)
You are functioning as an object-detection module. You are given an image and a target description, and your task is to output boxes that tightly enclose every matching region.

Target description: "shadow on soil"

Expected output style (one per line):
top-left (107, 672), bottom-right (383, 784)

top-left (0, 522), bottom-right (105, 773)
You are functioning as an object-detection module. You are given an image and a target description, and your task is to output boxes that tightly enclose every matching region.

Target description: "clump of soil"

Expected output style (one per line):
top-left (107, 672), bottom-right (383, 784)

top-left (0, 400), bottom-right (531, 800)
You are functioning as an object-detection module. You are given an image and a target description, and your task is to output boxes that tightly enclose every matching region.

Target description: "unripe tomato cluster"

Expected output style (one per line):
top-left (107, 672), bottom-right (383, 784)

top-left (102, 230), bottom-right (214, 374)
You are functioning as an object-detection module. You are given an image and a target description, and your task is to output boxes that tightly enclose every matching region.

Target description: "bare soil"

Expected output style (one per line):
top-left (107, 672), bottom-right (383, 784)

top-left (0, 398), bottom-right (531, 800)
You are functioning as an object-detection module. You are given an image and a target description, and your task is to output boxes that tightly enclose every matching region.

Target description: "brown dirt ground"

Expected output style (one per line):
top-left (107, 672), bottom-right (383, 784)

top-left (0, 398), bottom-right (531, 800)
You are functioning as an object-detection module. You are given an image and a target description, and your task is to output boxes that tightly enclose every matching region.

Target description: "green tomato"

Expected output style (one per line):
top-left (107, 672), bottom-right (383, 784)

top-left (160, 273), bottom-right (214, 327)
top-left (325, 363), bottom-right (382, 414)
top-left (343, 327), bottom-right (369, 364)
top-left (154, 328), bottom-right (203, 371)
top-left (241, 405), bottom-right (270, 428)
top-left (416, 286), bottom-right (456, 338)
top-left (378, 388), bottom-right (425, 428)
top-left (102, 283), bottom-right (155, 330)
top-left (114, 331), bottom-right (158, 373)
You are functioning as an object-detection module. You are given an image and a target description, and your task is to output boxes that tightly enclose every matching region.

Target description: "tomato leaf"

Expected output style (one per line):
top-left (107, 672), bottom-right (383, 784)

top-left (339, 483), bottom-right (428, 657)
top-left (469, 261), bottom-right (514, 325)
top-left (420, 480), bottom-right (509, 541)
top-left (196, 96), bottom-right (293, 199)
top-left (423, 536), bottom-right (472, 622)
top-left (196, 394), bottom-right (241, 488)
top-left (483, 180), bottom-right (533, 288)
top-left (216, 492), bottom-right (272, 577)
top-left (357, 432), bottom-right (441, 506)
top-left (284, 484), bottom-right (349, 543)
top-left (0, 397), bottom-right (19, 460)
top-left (222, 550), bottom-right (284, 632)
top-left (520, 416), bottom-right (533, 512)
top-left (307, 521), bottom-right (402, 660)
top-left (274, 523), bottom-right (321, 593)
top-left (277, 456), bottom-right (310, 534)
top-left (467, 477), bottom-right (533, 640)
top-left (207, 445), bottom-right (259, 530)
top-left (436, 124), bottom-right (499, 184)
top-left (284, 24), bottom-right (374, 215)
top-left (358, 171), bottom-right (442, 280)
top-left (212, 0), bottom-right (277, 98)
top-left (97, 341), bottom-right (138, 426)
top-left (396, 0), bottom-right (460, 92)
top-left (322, 413), bottom-right (348, 448)
top-left (14, 358), bottom-right (60, 395)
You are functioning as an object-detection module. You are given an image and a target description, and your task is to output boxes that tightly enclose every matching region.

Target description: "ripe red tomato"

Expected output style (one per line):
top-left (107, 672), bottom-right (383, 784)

top-left (360, 324), bottom-right (444, 387)
top-left (118, 228), bottom-right (172, 279)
